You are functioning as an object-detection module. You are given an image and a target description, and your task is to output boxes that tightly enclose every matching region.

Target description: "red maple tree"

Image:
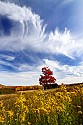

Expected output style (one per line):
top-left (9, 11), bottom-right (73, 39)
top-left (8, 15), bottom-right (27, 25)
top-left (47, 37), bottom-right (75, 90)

top-left (39, 67), bottom-right (56, 89)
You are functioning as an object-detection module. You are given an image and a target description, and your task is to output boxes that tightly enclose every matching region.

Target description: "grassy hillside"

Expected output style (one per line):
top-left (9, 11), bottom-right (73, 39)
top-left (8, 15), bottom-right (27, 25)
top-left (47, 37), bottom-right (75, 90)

top-left (0, 85), bottom-right (43, 95)
top-left (0, 84), bottom-right (5, 88)
top-left (0, 84), bottom-right (83, 125)
top-left (0, 82), bottom-right (83, 95)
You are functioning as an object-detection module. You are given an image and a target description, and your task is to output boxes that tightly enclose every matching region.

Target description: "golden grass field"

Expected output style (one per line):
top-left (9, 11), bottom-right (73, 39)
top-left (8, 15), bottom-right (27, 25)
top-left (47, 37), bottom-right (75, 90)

top-left (0, 84), bottom-right (83, 125)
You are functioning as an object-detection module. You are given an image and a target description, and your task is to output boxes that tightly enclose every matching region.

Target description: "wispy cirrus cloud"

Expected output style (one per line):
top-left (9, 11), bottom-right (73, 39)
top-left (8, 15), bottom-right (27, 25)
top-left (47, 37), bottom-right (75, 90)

top-left (42, 59), bottom-right (83, 84)
top-left (0, 1), bottom-right (83, 59)
top-left (0, 60), bottom-right (18, 71)
top-left (0, 1), bottom-right (46, 51)
top-left (43, 59), bottom-right (81, 76)
top-left (0, 1), bottom-right (83, 85)
top-left (0, 58), bottom-right (83, 85)
top-left (0, 54), bottom-right (15, 61)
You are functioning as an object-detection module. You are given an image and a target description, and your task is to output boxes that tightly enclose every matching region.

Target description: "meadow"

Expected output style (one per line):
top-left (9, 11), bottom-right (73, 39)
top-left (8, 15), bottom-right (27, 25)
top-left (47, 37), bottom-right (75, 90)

top-left (0, 84), bottom-right (83, 125)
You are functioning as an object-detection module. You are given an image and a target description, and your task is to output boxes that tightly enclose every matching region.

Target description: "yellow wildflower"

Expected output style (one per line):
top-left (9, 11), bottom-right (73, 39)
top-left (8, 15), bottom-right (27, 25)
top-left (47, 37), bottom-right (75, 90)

top-left (0, 101), bottom-right (3, 107)
top-left (28, 121), bottom-right (31, 125)
top-left (78, 111), bottom-right (82, 114)
top-left (0, 116), bottom-right (4, 123)
top-left (77, 106), bottom-right (81, 109)
top-left (7, 110), bottom-right (14, 117)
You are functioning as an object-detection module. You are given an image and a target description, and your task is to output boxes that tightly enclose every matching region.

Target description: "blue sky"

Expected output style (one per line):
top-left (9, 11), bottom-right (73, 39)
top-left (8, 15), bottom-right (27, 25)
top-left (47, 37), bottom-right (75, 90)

top-left (0, 0), bottom-right (83, 86)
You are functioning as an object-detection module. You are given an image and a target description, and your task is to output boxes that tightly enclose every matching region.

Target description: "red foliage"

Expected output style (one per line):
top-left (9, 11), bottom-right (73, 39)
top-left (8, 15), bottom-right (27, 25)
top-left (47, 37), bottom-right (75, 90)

top-left (39, 67), bottom-right (56, 86)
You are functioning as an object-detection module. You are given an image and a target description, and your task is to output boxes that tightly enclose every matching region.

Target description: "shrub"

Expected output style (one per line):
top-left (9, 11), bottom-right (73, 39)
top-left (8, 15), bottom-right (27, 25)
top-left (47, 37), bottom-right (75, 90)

top-left (0, 88), bottom-right (15, 94)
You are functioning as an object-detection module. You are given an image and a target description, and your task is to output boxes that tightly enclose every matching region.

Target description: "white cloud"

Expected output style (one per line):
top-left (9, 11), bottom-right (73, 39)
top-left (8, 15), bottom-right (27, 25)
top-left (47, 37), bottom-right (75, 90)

top-left (0, 59), bottom-right (83, 86)
top-left (0, 71), bottom-right (39, 86)
top-left (0, 1), bottom-right (83, 59)
top-left (0, 1), bottom-right (83, 86)
top-left (57, 75), bottom-right (83, 84)
top-left (42, 59), bottom-right (83, 84)
top-left (0, 54), bottom-right (15, 61)
top-left (43, 28), bottom-right (76, 59)
top-left (0, 1), bottom-right (46, 51)
top-left (61, 0), bottom-right (75, 5)
top-left (0, 60), bottom-right (18, 70)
